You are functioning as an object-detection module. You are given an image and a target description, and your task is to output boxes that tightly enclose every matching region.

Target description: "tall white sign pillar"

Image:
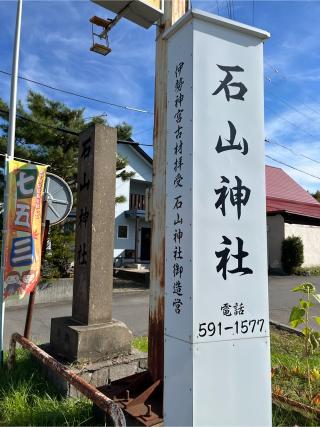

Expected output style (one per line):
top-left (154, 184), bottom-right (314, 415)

top-left (164, 10), bottom-right (271, 426)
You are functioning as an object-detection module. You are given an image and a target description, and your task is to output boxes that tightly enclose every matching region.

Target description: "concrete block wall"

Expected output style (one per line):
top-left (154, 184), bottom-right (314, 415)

top-left (285, 223), bottom-right (320, 267)
top-left (39, 349), bottom-right (147, 398)
top-left (5, 278), bottom-right (73, 308)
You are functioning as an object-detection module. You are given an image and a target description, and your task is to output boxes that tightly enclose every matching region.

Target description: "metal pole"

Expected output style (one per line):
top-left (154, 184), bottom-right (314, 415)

top-left (8, 0), bottom-right (23, 159)
top-left (0, 158), bottom-right (9, 366)
top-left (0, 0), bottom-right (23, 365)
top-left (24, 212), bottom-right (49, 340)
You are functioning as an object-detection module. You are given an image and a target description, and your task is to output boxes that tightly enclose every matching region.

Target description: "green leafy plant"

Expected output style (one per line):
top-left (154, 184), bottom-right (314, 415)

top-left (44, 226), bottom-right (75, 278)
top-left (289, 282), bottom-right (320, 399)
top-left (282, 235), bottom-right (304, 274)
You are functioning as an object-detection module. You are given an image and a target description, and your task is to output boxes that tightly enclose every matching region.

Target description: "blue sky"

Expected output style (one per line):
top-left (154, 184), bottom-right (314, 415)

top-left (1, 0), bottom-right (320, 193)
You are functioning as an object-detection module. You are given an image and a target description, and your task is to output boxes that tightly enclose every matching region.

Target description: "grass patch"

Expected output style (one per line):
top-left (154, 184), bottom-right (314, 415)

top-left (132, 336), bottom-right (148, 353)
top-left (294, 266), bottom-right (320, 276)
top-left (135, 329), bottom-right (320, 425)
top-left (0, 329), bottom-right (318, 426)
top-left (271, 325), bottom-right (320, 425)
top-left (0, 349), bottom-right (93, 426)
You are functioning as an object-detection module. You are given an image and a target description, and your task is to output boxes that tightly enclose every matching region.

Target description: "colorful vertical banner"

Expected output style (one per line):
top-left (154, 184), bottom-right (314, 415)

top-left (3, 160), bottom-right (47, 300)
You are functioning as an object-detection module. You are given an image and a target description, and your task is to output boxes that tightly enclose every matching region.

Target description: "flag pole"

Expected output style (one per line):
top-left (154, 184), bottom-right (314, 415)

top-left (8, 0), bottom-right (23, 159)
top-left (0, 0), bottom-right (23, 366)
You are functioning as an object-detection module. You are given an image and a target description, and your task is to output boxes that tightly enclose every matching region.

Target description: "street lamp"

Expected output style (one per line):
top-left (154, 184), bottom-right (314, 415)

top-left (90, 15), bottom-right (112, 56)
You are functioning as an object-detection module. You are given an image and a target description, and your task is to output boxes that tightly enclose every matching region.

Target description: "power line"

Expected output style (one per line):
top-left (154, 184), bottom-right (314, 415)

top-left (133, 126), bottom-right (153, 137)
top-left (265, 104), bottom-right (320, 140)
top-left (117, 139), bottom-right (153, 147)
top-left (265, 138), bottom-right (320, 165)
top-left (0, 108), bottom-right (79, 136)
top-left (265, 154), bottom-right (320, 181)
top-left (0, 107), bottom-right (153, 147)
top-left (266, 86), bottom-right (317, 123)
top-left (264, 66), bottom-right (320, 118)
top-left (0, 152), bottom-right (48, 166)
top-left (0, 69), bottom-right (152, 115)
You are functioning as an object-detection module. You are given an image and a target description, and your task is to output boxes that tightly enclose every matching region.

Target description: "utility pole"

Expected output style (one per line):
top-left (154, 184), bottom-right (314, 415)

top-left (148, 0), bottom-right (188, 382)
top-left (0, 0), bottom-right (23, 366)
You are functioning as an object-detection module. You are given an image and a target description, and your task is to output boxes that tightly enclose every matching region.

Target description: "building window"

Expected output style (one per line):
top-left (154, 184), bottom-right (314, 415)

top-left (118, 225), bottom-right (128, 239)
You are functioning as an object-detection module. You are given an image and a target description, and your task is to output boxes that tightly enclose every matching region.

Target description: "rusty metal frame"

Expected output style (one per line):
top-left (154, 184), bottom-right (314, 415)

top-left (99, 371), bottom-right (162, 427)
top-left (8, 333), bottom-right (126, 427)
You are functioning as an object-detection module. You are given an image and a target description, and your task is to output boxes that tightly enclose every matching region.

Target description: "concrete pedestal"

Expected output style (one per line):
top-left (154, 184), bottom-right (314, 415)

top-left (50, 317), bottom-right (132, 362)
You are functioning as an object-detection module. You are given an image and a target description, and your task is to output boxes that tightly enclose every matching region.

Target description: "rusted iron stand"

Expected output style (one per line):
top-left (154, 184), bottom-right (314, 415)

top-left (8, 333), bottom-right (126, 427)
top-left (99, 1), bottom-right (188, 425)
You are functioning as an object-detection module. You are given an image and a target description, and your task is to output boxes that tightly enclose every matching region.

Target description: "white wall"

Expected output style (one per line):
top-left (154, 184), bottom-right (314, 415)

top-left (267, 215), bottom-right (284, 270)
top-left (285, 223), bottom-right (320, 267)
top-left (114, 144), bottom-right (152, 259)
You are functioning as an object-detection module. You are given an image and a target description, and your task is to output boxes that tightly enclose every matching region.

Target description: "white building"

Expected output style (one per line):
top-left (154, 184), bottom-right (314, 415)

top-left (114, 141), bottom-right (152, 265)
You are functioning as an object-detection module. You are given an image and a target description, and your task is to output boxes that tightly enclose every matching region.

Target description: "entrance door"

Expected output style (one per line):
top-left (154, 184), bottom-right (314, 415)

top-left (140, 227), bottom-right (151, 261)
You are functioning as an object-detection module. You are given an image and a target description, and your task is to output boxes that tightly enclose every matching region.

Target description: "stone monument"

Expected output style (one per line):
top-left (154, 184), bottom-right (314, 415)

top-left (50, 124), bottom-right (132, 362)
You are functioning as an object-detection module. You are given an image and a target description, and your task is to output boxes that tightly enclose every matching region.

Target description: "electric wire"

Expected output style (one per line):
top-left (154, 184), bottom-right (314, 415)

top-left (265, 104), bottom-right (320, 140)
top-left (265, 138), bottom-right (320, 165)
top-left (265, 65), bottom-right (320, 118)
top-left (0, 107), bottom-right (153, 146)
top-left (266, 87), bottom-right (316, 123)
top-left (265, 154), bottom-right (320, 181)
top-left (0, 152), bottom-right (48, 166)
top-left (0, 108), bottom-right (79, 136)
top-left (133, 126), bottom-right (153, 137)
top-left (0, 69), bottom-right (152, 115)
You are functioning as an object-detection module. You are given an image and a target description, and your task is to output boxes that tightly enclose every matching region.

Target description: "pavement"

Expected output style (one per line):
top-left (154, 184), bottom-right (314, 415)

top-left (268, 274), bottom-right (320, 329)
top-left (3, 275), bottom-right (320, 349)
top-left (4, 289), bottom-right (149, 349)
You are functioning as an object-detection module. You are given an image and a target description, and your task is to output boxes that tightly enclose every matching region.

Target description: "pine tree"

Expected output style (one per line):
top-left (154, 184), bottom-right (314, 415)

top-left (0, 91), bottom-right (134, 198)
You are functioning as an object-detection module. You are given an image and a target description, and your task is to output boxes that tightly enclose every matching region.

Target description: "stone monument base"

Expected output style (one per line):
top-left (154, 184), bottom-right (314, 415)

top-left (50, 316), bottom-right (132, 362)
top-left (39, 344), bottom-right (147, 398)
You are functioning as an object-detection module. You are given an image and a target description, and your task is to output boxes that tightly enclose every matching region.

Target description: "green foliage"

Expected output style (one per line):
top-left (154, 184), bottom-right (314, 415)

top-left (44, 226), bottom-right (75, 278)
top-left (295, 266), bottom-right (320, 276)
top-left (0, 332), bottom-right (319, 426)
top-left (289, 282), bottom-right (320, 400)
top-left (132, 336), bottom-right (148, 353)
top-left (0, 349), bottom-right (93, 426)
top-left (116, 122), bottom-right (133, 140)
top-left (281, 235), bottom-right (304, 274)
top-left (0, 92), bottom-right (87, 195)
top-left (0, 92), bottom-right (136, 276)
top-left (289, 283), bottom-right (320, 355)
top-left (0, 92), bottom-right (134, 201)
top-left (115, 195), bottom-right (126, 205)
top-left (271, 326), bottom-right (320, 422)
top-left (312, 190), bottom-right (320, 203)
top-left (116, 154), bottom-right (135, 184)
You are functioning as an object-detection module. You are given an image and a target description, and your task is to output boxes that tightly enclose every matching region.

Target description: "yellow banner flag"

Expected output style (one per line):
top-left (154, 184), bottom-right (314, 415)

top-left (3, 160), bottom-right (47, 300)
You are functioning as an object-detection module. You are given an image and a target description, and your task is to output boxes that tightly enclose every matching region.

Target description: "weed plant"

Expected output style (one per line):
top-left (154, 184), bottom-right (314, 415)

top-left (0, 349), bottom-right (93, 426)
